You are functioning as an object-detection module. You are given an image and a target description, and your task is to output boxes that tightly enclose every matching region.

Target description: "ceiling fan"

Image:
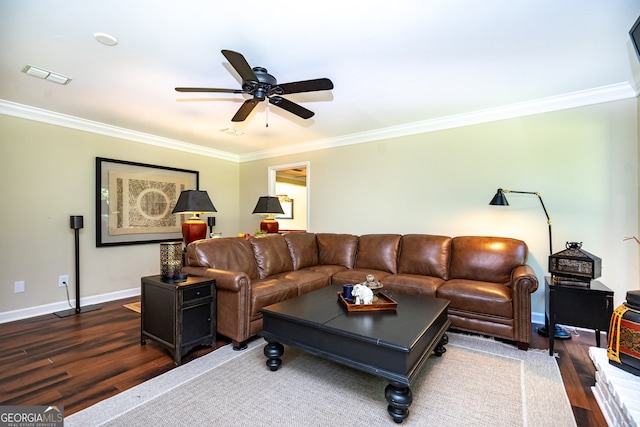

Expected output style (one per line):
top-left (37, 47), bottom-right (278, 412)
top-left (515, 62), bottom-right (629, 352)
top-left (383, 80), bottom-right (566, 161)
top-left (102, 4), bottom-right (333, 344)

top-left (175, 50), bottom-right (334, 122)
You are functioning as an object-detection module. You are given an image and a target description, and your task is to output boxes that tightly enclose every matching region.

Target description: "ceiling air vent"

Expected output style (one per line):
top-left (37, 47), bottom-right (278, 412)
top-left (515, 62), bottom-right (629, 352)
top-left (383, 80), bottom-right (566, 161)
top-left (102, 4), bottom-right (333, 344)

top-left (22, 65), bottom-right (72, 85)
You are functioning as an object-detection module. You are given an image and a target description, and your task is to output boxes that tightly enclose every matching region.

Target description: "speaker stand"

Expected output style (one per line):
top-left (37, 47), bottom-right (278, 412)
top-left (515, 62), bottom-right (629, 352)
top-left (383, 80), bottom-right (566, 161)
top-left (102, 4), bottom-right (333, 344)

top-left (54, 216), bottom-right (101, 318)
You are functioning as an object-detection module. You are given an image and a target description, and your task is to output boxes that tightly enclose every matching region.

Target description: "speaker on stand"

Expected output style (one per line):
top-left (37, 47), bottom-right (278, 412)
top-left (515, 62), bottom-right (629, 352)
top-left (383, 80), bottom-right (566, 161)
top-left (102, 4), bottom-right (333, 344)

top-left (54, 216), bottom-right (101, 317)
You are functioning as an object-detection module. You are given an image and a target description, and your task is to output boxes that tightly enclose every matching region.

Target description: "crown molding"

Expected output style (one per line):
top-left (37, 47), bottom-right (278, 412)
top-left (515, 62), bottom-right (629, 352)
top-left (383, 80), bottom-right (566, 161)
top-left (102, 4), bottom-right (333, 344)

top-left (239, 82), bottom-right (637, 161)
top-left (2, 82), bottom-right (635, 163)
top-left (0, 100), bottom-right (241, 162)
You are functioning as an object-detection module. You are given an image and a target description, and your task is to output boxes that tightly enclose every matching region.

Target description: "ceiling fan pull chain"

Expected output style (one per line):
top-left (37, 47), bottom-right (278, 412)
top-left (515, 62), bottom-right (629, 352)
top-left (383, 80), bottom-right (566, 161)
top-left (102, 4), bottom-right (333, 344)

top-left (266, 102), bottom-right (269, 127)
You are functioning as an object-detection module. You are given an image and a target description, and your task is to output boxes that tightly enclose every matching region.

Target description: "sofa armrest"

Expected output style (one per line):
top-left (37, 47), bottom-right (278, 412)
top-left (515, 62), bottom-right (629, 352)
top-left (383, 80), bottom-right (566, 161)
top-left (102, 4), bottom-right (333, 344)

top-left (182, 266), bottom-right (250, 293)
top-left (511, 264), bottom-right (539, 294)
top-left (510, 264), bottom-right (539, 345)
top-left (182, 266), bottom-right (253, 344)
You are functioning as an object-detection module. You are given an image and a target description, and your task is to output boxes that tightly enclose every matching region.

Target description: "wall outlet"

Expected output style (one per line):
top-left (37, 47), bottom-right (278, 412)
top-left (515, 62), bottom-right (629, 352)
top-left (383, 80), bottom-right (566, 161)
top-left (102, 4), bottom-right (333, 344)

top-left (15, 281), bottom-right (25, 293)
top-left (59, 275), bottom-right (69, 287)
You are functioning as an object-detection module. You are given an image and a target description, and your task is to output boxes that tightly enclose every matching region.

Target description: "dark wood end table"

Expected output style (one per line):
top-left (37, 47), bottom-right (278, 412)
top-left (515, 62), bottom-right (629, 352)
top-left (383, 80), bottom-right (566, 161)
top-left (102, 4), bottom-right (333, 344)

top-left (140, 275), bottom-right (216, 365)
top-left (260, 285), bottom-right (450, 423)
top-left (544, 276), bottom-right (614, 356)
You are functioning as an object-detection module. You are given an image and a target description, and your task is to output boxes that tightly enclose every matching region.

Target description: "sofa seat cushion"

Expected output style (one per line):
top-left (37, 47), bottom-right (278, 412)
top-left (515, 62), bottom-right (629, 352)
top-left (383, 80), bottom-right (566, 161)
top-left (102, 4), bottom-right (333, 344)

top-left (249, 234), bottom-right (294, 279)
top-left (397, 234), bottom-right (451, 279)
top-left (355, 234), bottom-right (401, 273)
top-left (436, 279), bottom-right (513, 319)
top-left (272, 270), bottom-right (331, 295)
top-left (284, 232), bottom-right (319, 270)
top-left (306, 264), bottom-right (349, 276)
top-left (331, 269), bottom-right (392, 286)
top-left (381, 274), bottom-right (445, 297)
top-left (250, 278), bottom-right (299, 320)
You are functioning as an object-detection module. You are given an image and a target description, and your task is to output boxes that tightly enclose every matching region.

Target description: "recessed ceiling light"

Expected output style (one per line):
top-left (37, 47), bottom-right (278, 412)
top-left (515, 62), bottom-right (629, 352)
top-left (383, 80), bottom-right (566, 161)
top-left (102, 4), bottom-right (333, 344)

top-left (221, 128), bottom-right (244, 136)
top-left (21, 65), bottom-right (72, 85)
top-left (94, 32), bottom-right (118, 46)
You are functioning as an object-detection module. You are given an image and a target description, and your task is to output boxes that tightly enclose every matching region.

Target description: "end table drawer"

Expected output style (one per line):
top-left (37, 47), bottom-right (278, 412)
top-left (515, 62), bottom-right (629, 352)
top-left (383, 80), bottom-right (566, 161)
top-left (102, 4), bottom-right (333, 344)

top-left (183, 284), bottom-right (212, 302)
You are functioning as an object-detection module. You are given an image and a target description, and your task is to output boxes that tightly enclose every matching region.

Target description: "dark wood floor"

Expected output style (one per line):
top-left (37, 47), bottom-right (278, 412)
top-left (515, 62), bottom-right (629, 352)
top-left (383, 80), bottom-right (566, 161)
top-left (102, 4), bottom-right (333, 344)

top-left (0, 296), bottom-right (608, 426)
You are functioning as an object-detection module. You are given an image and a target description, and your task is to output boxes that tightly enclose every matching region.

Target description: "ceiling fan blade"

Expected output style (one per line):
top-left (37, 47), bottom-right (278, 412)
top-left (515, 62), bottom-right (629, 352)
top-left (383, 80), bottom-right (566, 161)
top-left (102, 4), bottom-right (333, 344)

top-left (269, 96), bottom-right (314, 119)
top-left (175, 87), bottom-right (245, 93)
top-left (231, 98), bottom-right (260, 122)
top-left (277, 78), bottom-right (334, 95)
top-left (221, 50), bottom-right (258, 83)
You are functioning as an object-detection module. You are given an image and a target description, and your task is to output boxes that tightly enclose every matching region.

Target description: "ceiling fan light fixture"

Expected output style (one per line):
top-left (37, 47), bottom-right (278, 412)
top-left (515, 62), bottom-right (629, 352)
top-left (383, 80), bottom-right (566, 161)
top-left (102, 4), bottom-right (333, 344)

top-left (21, 65), bottom-right (72, 85)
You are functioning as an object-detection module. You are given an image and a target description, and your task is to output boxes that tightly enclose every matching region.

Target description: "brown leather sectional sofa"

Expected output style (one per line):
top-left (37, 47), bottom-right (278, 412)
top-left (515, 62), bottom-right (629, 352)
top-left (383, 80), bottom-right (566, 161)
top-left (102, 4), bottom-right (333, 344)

top-left (183, 232), bottom-right (539, 351)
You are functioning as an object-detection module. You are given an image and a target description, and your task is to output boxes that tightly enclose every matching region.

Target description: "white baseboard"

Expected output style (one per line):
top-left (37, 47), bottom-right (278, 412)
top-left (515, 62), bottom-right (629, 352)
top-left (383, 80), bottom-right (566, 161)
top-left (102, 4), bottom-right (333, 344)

top-left (0, 288), bottom-right (140, 324)
top-left (531, 311), bottom-right (544, 325)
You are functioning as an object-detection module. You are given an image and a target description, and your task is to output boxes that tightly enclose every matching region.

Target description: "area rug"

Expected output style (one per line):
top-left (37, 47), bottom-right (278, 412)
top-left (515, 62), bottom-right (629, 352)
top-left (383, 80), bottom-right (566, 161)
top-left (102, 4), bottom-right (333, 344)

top-left (65, 333), bottom-right (576, 426)
top-left (123, 302), bottom-right (140, 313)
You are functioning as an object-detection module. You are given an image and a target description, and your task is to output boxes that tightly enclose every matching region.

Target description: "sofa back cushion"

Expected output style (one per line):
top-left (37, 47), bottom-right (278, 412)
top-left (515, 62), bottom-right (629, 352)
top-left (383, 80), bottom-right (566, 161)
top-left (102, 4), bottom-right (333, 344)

top-left (397, 234), bottom-right (451, 279)
top-left (449, 236), bottom-right (528, 284)
top-left (284, 232), bottom-right (319, 270)
top-left (187, 237), bottom-right (259, 280)
top-left (316, 233), bottom-right (358, 268)
top-left (355, 234), bottom-right (401, 274)
top-left (249, 234), bottom-right (295, 279)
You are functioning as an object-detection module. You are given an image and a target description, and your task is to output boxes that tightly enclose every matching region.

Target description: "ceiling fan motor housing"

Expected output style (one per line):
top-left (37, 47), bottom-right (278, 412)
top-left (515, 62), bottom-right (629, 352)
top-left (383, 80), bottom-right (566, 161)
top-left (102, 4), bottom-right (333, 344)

top-left (242, 67), bottom-right (280, 100)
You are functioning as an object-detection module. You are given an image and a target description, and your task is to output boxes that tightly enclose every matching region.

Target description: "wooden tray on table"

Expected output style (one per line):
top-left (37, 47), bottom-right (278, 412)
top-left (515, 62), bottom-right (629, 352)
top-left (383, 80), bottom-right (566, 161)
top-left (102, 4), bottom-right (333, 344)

top-left (337, 291), bottom-right (398, 312)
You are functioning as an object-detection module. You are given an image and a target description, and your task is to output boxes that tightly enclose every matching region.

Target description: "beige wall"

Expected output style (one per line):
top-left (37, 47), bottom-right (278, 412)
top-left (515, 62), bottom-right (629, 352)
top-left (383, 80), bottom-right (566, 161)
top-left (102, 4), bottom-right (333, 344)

top-left (0, 114), bottom-right (239, 317)
top-left (240, 99), bottom-right (639, 314)
top-left (1, 97), bottom-right (638, 319)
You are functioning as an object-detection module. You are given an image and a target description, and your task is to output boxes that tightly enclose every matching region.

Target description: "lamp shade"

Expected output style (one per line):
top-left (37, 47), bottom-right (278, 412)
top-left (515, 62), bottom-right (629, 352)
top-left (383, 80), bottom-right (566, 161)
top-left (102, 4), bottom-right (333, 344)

top-left (252, 196), bottom-right (284, 215)
top-left (172, 190), bottom-right (217, 214)
top-left (489, 188), bottom-right (509, 206)
top-left (253, 196), bottom-right (284, 234)
top-left (172, 190), bottom-right (217, 247)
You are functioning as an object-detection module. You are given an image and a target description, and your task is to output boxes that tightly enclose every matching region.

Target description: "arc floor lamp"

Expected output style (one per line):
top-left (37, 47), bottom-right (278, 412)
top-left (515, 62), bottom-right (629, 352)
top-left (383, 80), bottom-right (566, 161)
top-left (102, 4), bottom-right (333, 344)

top-left (489, 188), bottom-right (570, 340)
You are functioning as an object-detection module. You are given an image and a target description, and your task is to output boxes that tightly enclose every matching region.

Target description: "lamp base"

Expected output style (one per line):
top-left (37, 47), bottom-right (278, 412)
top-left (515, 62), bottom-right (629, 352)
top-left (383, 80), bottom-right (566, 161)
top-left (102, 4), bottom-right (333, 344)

top-left (182, 216), bottom-right (207, 246)
top-left (54, 304), bottom-right (101, 318)
top-left (260, 219), bottom-right (279, 233)
top-left (161, 273), bottom-right (188, 283)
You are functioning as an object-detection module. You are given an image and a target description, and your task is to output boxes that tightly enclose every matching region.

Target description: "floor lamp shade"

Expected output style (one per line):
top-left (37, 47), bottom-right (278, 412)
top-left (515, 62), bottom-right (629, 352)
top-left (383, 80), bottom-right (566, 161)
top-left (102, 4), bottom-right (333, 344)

top-left (172, 190), bottom-right (217, 247)
top-left (252, 196), bottom-right (284, 233)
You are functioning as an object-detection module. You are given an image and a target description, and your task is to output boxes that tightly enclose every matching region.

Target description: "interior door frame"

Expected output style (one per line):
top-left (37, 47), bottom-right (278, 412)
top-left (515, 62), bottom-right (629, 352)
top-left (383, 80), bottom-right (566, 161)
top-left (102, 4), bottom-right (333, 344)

top-left (268, 161), bottom-right (310, 231)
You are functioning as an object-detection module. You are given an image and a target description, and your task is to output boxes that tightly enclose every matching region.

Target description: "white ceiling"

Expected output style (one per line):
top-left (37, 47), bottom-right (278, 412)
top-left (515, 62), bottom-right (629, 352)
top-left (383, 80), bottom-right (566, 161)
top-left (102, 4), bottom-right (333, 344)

top-left (1, 1), bottom-right (639, 161)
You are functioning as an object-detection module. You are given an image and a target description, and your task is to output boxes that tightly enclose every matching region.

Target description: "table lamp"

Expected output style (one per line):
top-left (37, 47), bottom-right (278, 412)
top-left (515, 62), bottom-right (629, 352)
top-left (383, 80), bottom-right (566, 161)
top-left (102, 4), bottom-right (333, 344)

top-left (172, 190), bottom-right (217, 247)
top-left (252, 196), bottom-right (284, 233)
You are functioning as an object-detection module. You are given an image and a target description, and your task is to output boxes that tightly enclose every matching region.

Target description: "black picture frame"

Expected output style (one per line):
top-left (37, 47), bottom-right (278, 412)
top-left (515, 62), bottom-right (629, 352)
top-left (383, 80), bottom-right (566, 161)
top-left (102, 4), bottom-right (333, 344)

top-left (277, 199), bottom-right (294, 220)
top-left (631, 15), bottom-right (640, 60)
top-left (95, 157), bottom-right (199, 247)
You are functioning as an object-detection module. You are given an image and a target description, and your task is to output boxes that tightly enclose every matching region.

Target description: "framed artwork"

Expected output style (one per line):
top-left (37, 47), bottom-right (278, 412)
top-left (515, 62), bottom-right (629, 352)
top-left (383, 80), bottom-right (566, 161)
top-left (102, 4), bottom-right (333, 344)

top-left (277, 199), bottom-right (294, 220)
top-left (631, 14), bottom-right (640, 60)
top-left (95, 157), bottom-right (199, 247)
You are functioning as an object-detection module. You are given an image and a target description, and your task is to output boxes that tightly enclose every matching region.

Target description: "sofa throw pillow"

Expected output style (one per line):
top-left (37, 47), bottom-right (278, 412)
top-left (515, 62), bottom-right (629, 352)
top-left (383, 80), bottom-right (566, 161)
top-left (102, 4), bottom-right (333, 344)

top-left (249, 234), bottom-right (295, 279)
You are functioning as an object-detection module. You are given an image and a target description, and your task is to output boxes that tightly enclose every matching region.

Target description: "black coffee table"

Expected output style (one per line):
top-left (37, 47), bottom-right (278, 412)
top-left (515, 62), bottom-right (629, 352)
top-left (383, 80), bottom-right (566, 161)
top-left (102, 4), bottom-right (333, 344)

top-left (260, 285), bottom-right (450, 423)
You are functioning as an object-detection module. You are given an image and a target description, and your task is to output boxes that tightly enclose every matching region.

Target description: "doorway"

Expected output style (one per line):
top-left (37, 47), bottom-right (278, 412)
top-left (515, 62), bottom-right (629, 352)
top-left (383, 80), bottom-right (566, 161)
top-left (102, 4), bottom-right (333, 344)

top-left (268, 162), bottom-right (309, 231)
